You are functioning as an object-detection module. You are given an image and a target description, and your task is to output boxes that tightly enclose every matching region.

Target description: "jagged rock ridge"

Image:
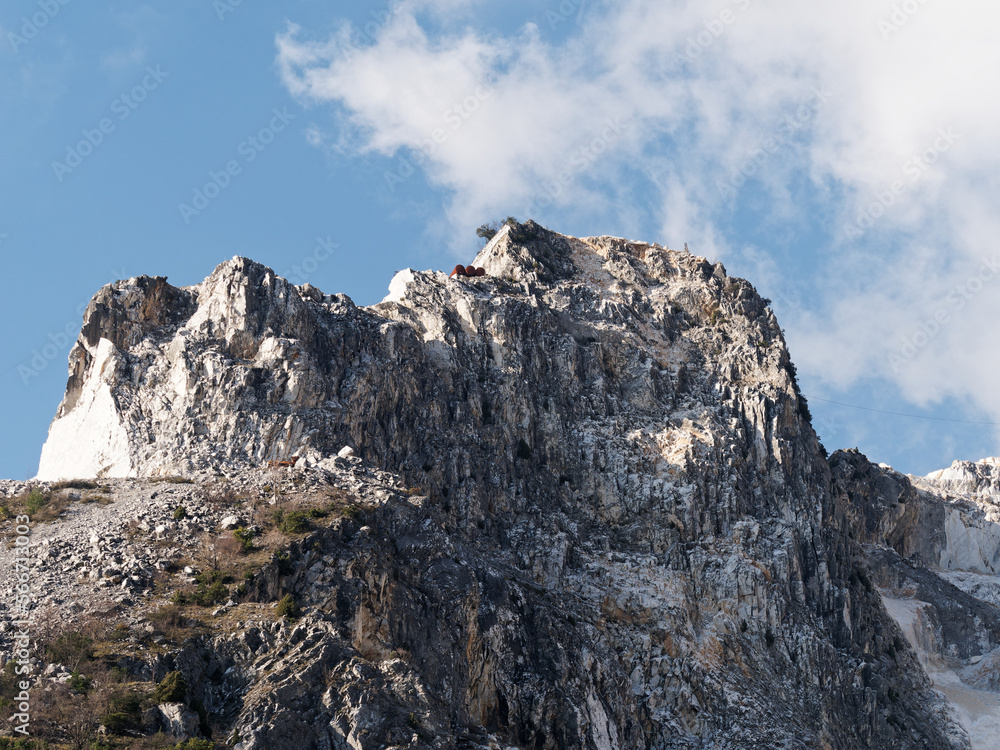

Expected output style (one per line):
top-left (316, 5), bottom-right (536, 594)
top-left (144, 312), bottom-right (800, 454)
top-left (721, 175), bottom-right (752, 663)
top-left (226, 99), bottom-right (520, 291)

top-left (830, 450), bottom-right (1000, 746)
top-left (25, 222), bottom-right (981, 748)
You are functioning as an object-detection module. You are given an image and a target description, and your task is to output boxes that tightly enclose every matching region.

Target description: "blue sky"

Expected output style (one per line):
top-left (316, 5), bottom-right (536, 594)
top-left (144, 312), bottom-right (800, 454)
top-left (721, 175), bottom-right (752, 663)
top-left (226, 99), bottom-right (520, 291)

top-left (2, 0), bottom-right (998, 480)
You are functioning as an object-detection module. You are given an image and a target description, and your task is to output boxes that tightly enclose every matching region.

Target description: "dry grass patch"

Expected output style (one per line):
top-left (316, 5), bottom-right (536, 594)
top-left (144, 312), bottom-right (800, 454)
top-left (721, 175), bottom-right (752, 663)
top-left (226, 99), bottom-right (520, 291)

top-left (151, 475), bottom-right (194, 484)
top-left (0, 483), bottom-right (115, 525)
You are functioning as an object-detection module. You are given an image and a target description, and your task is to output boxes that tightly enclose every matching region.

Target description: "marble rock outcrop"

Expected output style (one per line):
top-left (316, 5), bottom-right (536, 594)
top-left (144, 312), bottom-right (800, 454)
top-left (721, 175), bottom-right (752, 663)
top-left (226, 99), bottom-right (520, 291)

top-left (26, 221), bottom-right (985, 748)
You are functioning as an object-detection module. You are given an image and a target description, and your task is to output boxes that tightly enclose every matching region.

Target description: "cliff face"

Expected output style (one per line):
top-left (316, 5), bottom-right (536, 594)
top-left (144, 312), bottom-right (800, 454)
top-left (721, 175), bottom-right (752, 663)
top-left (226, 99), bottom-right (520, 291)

top-left (830, 450), bottom-right (1000, 746)
top-left (27, 222), bottom-right (975, 748)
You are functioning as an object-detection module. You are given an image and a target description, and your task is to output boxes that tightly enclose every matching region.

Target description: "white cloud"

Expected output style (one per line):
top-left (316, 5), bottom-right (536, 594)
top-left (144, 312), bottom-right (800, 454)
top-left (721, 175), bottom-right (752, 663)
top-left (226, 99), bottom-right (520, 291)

top-left (277, 0), bottom-right (1000, 434)
top-left (101, 46), bottom-right (147, 70)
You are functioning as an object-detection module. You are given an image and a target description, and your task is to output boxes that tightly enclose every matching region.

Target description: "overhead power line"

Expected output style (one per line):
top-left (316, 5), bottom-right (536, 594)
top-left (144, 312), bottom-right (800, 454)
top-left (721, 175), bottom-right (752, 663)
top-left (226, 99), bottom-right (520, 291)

top-left (811, 397), bottom-right (1000, 427)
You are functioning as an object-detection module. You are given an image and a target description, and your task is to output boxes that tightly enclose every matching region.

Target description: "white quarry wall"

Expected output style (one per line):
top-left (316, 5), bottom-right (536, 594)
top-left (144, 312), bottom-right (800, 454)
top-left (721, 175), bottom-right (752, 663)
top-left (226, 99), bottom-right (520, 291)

top-left (36, 338), bottom-right (134, 480)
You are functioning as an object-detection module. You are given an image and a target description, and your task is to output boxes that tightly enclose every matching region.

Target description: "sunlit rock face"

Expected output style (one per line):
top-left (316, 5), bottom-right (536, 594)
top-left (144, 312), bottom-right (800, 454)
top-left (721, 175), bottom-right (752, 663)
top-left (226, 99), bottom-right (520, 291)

top-left (33, 221), bottom-right (974, 748)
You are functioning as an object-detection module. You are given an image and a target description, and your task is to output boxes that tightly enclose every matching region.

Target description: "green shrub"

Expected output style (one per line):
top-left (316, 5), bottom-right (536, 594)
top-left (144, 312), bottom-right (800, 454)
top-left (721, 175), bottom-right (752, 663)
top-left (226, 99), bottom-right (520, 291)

top-left (108, 690), bottom-right (143, 719)
top-left (476, 222), bottom-right (498, 241)
top-left (279, 511), bottom-right (311, 534)
top-left (206, 580), bottom-right (228, 601)
top-left (152, 671), bottom-right (187, 703)
top-left (45, 631), bottom-right (94, 670)
top-left (192, 580), bottom-right (228, 607)
top-left (173, 506), bottom-right (188, 521)
top-left (68, 671), bottom-right (92, 694)
top-left (195, 569), bottom-right (232, 585)
top-left (23, 488), bottom-right (50, 516)
top-left (174, 739), bottom-right (216, 750)
top-left (335, 505), bottom-right (359, 521)
top-left (0, 739), bottom-right (50, 749)
top-left (233, 527), bottom-right (255, 553)
top-left (275, 594), bottom-right (301, 620)
top-left (100, 712), bottom-right (132, 735)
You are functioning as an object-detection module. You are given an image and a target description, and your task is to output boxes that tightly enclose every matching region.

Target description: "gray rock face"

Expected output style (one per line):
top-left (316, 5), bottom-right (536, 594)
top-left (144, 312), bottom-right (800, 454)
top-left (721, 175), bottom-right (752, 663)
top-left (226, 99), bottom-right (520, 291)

top-left (830, 449), bottom-right (1000, 747)
top-left (26, 222), bottom-right (977, 748)
top-left (829, 449), bottom-right (947, 564)
top-left (158, 702), bottom-right (201, 739)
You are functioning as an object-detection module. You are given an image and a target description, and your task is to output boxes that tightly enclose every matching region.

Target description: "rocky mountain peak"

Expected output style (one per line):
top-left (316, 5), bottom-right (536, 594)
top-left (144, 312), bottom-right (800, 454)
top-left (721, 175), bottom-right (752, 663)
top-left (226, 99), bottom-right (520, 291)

top-left (38, 222), bottom-right (803, 486)
top-left (924, 457), bottom-right (1000, 498)
top-left (16, 222), bottom-right (994, 748)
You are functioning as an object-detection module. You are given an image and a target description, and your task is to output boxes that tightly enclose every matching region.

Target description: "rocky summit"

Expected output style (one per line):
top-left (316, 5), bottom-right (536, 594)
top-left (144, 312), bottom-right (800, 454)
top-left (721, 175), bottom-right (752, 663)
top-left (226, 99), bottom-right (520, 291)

top-left (4, 221), bottom-right (1000, 748)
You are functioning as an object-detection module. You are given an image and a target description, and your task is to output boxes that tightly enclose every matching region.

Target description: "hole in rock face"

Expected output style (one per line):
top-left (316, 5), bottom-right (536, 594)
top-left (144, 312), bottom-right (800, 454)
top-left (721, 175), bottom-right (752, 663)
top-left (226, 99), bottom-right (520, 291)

top-left (516, 439), bottom-right (532, 460)
top-left (494, 690), bottom-right (510, 730)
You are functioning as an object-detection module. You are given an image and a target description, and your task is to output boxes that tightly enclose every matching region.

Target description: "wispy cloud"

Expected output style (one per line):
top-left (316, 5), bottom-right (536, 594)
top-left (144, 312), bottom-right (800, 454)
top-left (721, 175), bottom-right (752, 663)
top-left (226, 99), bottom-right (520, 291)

top-left (100, 5), bottom-right (165, 71)
top-left (276, 0), bottom-right (1000, 436)
top-left (101, 45), bottom-right (146, 70)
